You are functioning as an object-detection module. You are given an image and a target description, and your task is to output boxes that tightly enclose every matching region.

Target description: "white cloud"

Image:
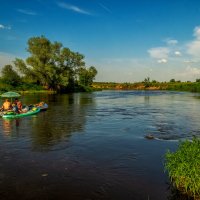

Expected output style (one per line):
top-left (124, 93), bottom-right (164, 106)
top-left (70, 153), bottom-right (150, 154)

top-left (186, 26), bottom-right (200, 57)
top-left (174, 51), bottom-right (181, 56)
top-left (0, 24), bottom-right (11, 30)
top-left (57, 2), bottom-right (91, 15)
top-left (157, 58), bottom-right (167, 63)
top-left (17, 9), bottom-right (37, 15)
top-left (187, 66), bottom-right (200, 75)
top-left (179, 66), bottom-right (200, 80)
top-left (166, 39), bottom-right (178, 45)
top-left (0, 24), bottom-right (5, 29)
top-left (148, 47), bottom-right (170, 60)
top-left (187, 40), bottom-right (200, 57)
top-left (193, 26), bottom-right (200, 40)
top-left (183, 60), bottom-right (198, 63)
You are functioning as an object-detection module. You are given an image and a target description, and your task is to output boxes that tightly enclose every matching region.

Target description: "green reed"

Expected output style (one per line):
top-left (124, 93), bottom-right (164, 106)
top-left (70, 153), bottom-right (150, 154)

top-left (165, 137), bottom-right (200, 199)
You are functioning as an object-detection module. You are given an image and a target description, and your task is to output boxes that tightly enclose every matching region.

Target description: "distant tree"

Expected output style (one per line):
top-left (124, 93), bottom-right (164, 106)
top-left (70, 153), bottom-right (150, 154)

top-left (152, 80), bottom-right (157, 83)
top-left (1, 65), bottom-right (21, 86)
top-left (143, 77), bottom-right (150, 88)
top-left (170, 79), bottom-right (175, 83)
top-left (196, 78), bottom-right (200, 82)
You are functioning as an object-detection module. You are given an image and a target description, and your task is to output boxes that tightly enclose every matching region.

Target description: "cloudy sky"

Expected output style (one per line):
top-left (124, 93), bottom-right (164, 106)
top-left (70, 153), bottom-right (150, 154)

top-left (1, 0), bottom-right (200, 82)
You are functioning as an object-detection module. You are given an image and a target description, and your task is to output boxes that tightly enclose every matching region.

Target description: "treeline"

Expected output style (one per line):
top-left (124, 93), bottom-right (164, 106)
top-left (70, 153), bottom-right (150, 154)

top-left (0, 36), bottom-right (97, 93)
top-left (92, 78), bottom-right (200, 93)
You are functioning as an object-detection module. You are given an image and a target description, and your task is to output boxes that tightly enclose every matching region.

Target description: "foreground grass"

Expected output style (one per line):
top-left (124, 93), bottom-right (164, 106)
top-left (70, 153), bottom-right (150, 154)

top-left (165, 138), bottom-right (200, 199)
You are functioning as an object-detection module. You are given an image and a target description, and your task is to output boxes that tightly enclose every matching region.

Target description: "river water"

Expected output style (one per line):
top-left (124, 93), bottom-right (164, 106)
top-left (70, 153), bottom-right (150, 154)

top-left (0, 90), bottom-right (199, 200)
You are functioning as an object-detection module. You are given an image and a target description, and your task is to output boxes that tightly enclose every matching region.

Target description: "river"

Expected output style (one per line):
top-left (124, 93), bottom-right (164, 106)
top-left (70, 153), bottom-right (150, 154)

top-left (0, 90), bottom-right (199, 200)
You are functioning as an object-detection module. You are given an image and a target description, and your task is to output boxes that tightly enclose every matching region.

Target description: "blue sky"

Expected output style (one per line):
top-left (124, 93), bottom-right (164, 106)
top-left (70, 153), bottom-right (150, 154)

top-left (1, 0), bottom-right (200, 82)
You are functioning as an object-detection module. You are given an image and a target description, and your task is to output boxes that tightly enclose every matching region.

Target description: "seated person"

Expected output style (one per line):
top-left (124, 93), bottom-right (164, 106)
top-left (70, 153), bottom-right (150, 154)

top-left (1, 99), bottom-right (12, 111)
top-left (22, 105), bottom-right (29, 113)
top-left (35, 101), bottom-right (45, 107)
top-left (13, 98), bottom-right (23, 113)
top-left (12, 104), bottom-right (18, 113)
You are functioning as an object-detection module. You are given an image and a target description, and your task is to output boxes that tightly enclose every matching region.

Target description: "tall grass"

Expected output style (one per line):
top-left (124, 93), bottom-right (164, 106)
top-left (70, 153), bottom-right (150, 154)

top-left (165, 138), bottom-right (200, 199)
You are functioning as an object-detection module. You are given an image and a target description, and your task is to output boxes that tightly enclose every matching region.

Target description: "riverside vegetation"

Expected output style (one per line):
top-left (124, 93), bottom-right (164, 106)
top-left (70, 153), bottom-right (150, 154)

top-left (1, 37), bottom-right (200, 94)
top-left (92, 78), bottom-right (200, 93)
top-left (0, 36), bottom-right (97, 93)
top-left (165, 138), bottom-right (200, 200)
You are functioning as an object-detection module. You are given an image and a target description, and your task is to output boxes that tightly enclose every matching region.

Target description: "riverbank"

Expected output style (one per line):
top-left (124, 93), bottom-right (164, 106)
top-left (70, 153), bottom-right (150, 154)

top-left (92, 81), bottom-right (200, 93)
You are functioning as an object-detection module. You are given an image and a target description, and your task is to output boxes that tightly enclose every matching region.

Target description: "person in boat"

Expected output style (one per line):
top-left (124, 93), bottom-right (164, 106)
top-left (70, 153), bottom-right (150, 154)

top-left (35, 101), bottom-right (45, 107)
top-left (1, 99), bottom-right (12, 111)
top-left (12, 98), bottom-right (23, 113)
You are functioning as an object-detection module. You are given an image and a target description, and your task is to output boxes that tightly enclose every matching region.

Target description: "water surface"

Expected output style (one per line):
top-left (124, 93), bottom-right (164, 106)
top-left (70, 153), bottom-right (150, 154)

top-left (0, 90), bottom-right (199, 200)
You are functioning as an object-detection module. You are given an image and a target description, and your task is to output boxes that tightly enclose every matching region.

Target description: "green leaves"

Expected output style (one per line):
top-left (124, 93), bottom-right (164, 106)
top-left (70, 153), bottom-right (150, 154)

top-left (13, 35), bottom-right (97, 92)
top-left (1, 65), bottom-right (21, 86)
top-left (165, 138), bottom-right (200, 199)
top-left (79, 66), bottom-right (98, 86)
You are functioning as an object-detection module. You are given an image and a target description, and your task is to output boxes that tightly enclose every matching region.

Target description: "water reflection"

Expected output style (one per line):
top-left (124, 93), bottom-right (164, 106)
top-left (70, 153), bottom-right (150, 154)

top-left (144, 95), bottom-right (150, 103)
top-left (2, 119), bottom-right (12, 135)
top-left (30, 93), bottom-right (96, 151)
top-left (1, 118), bottom-right (20, 137)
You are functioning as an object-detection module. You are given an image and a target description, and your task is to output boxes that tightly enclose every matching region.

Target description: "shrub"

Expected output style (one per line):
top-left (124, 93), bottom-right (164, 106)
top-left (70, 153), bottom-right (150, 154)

top-left (165, 138), bottom-right (200, 199)
top-left (0, 82), bottom-right (13, 92)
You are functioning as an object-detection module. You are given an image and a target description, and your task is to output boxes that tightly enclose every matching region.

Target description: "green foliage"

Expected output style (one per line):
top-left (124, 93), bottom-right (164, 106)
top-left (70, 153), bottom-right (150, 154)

top-left (79, 66), bottom-right (98, 86)
top-left (93, 81), bottom-right (200, 92)
top-left (143, 77), bottom-right (151, 88)
top-left (196, 79), bottom-right (200, 82)
top-left (165, 138), bottom-right (200, 199)
top-left (74, 84), bottom-right (93, 92)
top-left (1, 65), bottom-right (21, 86)
top-left (16, 83), bottom-right (44, 91)
top-left (170, 79), bottom-right (176, 83)
top-left (166, 82), bottom-right (200, 92)
top-left (0, 81), bottom-right (13, 92)
top-left (13, 36), bottom-right (97, 92)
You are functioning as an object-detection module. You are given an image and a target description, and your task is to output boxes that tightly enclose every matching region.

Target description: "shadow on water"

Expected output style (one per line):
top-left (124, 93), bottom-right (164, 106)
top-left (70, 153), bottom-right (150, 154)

top-left (29, 93), bottom-right (96, 151)
top-left (0, 91), bottom-right (200, 200)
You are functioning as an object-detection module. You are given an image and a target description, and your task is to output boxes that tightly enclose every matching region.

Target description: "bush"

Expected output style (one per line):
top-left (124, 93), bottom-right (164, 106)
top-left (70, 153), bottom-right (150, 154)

top-left (0, 82), bottom-right (13, 92)
top-left (16, 83), bottom-right (44, 91)
top-left (165, 138), bottom-right (200, 199)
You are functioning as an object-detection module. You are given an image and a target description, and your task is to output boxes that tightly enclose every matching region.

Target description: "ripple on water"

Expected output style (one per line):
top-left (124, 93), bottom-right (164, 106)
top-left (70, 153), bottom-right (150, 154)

top-left (0, 91), bottom-right (200, 200)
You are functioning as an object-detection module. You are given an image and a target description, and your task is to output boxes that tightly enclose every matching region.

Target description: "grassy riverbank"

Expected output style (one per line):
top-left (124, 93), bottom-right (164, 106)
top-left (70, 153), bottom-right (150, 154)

top-left (165, 137), bottom-right (200, 199)
top-left (1, 79), bottom-right (200, 94)
top-left (92, 81), bottom-right (200, 92)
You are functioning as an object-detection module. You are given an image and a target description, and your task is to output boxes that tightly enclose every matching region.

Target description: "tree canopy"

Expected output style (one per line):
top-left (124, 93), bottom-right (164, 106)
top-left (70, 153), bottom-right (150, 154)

top-left (1, 65), bottom-right (21, 86)
top-left (13, 36), bottom-right (97, 92)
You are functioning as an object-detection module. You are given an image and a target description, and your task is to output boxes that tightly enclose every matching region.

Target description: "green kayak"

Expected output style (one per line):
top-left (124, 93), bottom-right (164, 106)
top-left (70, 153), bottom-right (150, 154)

top-left (2, 107), bottom-right (40, 119)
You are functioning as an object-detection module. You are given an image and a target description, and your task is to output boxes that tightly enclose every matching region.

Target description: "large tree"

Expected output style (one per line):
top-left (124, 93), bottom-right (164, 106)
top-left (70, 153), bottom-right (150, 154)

top-left (1, 65), bottom-right (21, 86)
top-left (14, 36), bottom-right (95, 91)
